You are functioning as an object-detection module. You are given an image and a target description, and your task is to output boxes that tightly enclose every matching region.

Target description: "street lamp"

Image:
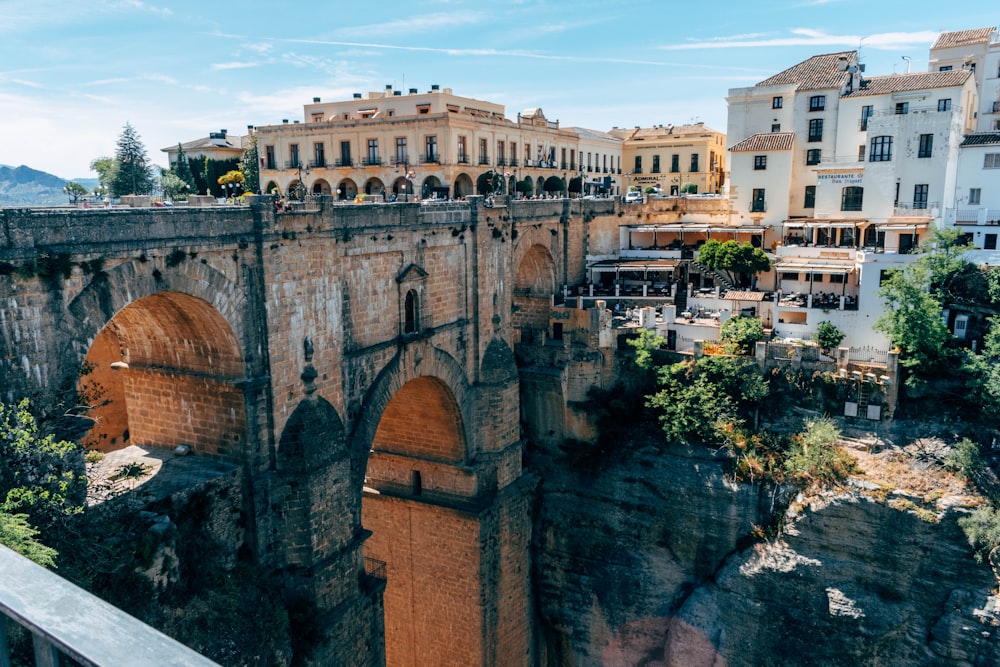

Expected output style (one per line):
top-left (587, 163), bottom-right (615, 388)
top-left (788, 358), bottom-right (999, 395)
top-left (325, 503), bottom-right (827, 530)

top-left (295, 163), bottom-right (310, 201)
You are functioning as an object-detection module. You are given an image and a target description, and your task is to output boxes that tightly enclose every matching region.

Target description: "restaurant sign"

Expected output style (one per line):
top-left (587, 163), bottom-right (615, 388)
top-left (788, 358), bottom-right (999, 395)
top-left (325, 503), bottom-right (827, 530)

top-left (816, 172), bottom-right (863, 185)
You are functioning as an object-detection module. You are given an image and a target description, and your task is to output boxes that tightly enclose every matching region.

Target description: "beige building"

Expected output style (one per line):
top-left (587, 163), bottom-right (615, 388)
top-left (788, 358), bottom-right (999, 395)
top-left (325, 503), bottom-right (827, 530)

top-left (610, 123), bottom-right (727, 195)
top-left (161, 129), bottom-right (248, 165)
top-left (254, 85), bottom-right (620, 201)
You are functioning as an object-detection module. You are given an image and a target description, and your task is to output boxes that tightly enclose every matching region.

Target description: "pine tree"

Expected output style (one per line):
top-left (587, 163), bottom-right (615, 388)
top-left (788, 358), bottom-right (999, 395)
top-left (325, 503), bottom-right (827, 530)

top-left (111, 122), bottom-right (155, 196)
top-left (241, 134), bottom-right (260, 195)
top-left (174, 143), bottom-right (196, 191)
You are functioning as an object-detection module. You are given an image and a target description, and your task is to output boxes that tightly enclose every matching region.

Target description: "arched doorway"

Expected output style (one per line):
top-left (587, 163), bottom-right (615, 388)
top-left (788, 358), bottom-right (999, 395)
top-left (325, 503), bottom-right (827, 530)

top-left (364, 177), bottom-right (385, 198)
top-left (337, 178), bottom-right (358, 200)
top-left (535, 176), bottom-right (545, 197)
top-left (263, 180), bottom-right (280, 196)
top-left (453, 173), bottom-right (474, 199)
top-left (79, 292), bottom-right (247, 462)
top-left (363, 375), bottom-right (481, 667)
top-left (420, 175), bottom-right (445, 200)
top-left (312, 178), bottom-right (331, 195)
top-left (513, 244), bottom-right (557, 344)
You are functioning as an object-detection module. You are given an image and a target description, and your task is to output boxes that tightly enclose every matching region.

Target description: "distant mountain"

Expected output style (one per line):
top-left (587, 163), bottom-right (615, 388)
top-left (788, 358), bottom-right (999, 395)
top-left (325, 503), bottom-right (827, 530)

top-left (0, 165), bottom-right (74, 207)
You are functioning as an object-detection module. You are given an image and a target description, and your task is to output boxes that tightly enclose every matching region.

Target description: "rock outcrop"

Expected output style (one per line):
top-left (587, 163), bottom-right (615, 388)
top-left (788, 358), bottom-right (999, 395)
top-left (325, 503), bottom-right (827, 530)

top-left (532, 441), bottom-right (1000, 666)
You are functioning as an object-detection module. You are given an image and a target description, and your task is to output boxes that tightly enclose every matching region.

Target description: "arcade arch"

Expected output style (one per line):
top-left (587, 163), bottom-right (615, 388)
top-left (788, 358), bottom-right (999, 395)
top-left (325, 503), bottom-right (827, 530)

top-left (512, 243), bottom-right (557, 344)
top-left (337, 178), bottom-right (358, 200)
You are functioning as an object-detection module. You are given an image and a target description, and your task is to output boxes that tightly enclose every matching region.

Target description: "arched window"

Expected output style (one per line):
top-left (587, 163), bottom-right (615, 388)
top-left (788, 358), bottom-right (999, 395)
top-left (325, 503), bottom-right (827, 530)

top-left (404, 289), bottom-right (419, 334)
top-left (841, 187), bottom-right (864, 212)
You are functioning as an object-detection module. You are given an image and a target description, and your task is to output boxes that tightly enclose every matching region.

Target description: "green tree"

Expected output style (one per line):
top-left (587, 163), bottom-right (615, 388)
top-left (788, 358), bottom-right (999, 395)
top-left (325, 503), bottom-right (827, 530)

top-left (784, 416), bottom-right (856, 488)
top-left (89, 156), bottom-right (118, 194)
top-left (240, 134), bottom-right (260, 195)
top-left (160, 170), bottom-right (190, 200)
top-left (0, 510), bottom-right (57, 567)
top-left (174, 143), bottom-right (196, 191)
top-left (515, 177), bottom-right (533, 196)
top-left (875, 262), bottom-right (953, 390)
top-left (0, 399), bottom-right (86, 529)
top-left (111, 122), bottom-right (155, 196)
top-left (569, 175), bottom-right (583, 196)
top-left (543, 175), bottom-right (565, 195)
top-left (680, 182), bottom-right (697, 194)
top-left (919, 227), bottom-right (977, 302)
top-left (815, 321), bottom-right (845, 353)
top-left (719, 316), bottom-right (764, 355)
top-left (63, 181), bottom-right (88, 203)
top-left (697, 239), bottom-right (772, 287)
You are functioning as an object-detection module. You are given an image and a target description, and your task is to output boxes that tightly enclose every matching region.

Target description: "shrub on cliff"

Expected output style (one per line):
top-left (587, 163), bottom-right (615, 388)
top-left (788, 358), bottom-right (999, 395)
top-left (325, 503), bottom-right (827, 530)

top-left (783, 417), bottom-right (857, 488)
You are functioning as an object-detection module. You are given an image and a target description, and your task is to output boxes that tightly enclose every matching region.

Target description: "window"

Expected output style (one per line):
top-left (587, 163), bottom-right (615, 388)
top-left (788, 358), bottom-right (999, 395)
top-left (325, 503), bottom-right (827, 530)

top-left (416, 104), bottom-right (430, 114)
top-left (918, 134), bottom-right (933, 158)
top-left (751, 188), bottom-right (766, 212)
top-left (804, 185), bottom-right (816, 208)
top-left (652, 155), bottom-right (660, 173)
top-left (939, 65), bottom-right (953, 72)
top-left (809, 95), bottom-right (826, 111)
top-left (938, 98), bottom-right (952, 112)
top-left (895, 102), bottom-right (909, 115)
top-left (340, 141), bottom-right (351, 167)
top-left (404, 289), bottom-right (419, 334)
top-left (970, 188), bottom-right (982, 205)
top-left (670, 154), bottom-right (679, 172)
top-left (425, 135), bottom-right (438, 162)
top-left (860, 105), bottom-right (873, 131)
top-left (457, 136), bottom-right (467, 162)
top-left (366, 138), bottom-right (379, 165)
top-left (841, 186), bottom-right (864, 211)
top-left (969, 63), bottom-right (977, 74)
top-left (773, 96), bottom-right (783, 109)
top-left (395, 137), bottom-right (408, 164)
top-left (313, 142), bottom-right (325, 168)
top-left (479, 138), bottom-right (488, 165)
top-left (633, 156), bottom-right (642, 174)
top-left (986, 234), bottom-right (998, 251)
top-left (690, 154), bottom-right (699, 172)
top-left (829, 274), bottom-right (845, 284)
top-left (781, 272), bottom-right (799, 281)
top-left (808, 118), bottom-right (823, 142)
top-left (754, 155), bottom-right (767, 170)
top-left (858, 145), bottom-right (866, 162)
top-left (289, 144), bottom-right (300, 168)
top-left (498, 141), bottom-right (506, 164)
top-left (806, 149), bottom-right (821, 165)
top-left (985, 153), bottom-right (1000, 169)
top-left (913, 184), bottom-right (928, 209)
top-left (265, 145), bottom-right (275, 170)
top-left (869, 136), bottom-right (893, 162)
top-left (771, 123), bottom-right (781, 132)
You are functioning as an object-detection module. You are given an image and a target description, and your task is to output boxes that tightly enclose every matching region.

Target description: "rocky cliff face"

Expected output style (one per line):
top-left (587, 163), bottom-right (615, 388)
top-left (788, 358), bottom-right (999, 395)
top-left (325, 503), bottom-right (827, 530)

top-left (532, 439), bottom-right (1000, 666)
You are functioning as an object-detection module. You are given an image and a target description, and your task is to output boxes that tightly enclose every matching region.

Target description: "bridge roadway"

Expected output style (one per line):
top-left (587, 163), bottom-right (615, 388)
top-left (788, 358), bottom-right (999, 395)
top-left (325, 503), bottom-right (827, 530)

top-left (0, 195), bottom-right (605, 665)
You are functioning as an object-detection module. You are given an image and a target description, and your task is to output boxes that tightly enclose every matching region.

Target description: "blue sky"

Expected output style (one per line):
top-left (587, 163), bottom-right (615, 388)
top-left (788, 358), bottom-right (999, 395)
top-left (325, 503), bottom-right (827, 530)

top-left (1, 0), bottom-right (995, 180)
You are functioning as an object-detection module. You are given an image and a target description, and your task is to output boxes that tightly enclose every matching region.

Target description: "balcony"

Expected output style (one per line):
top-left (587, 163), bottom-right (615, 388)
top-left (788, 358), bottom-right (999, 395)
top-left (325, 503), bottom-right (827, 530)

top-left (991, 101), bottom-right (1000, 114)
top-left (361, 157), bottom-right (382, 167)
top-left (508, 159), bottom-right (519, 167)
top-left (479, 157), bottom-right (490, 166)
top-left (750, 201), bottom-right (767, 213)
top-left (457, 155), bottom-right (470, 164)
top-left (285, 160), bottom-right (301, 170)
top-left (892, 201), bottom-right (938, 217)
top-left (309, 160), bottom-right (326, 169)
top-left (421, 154), bottom-right (440, 165)
top-left (335, 158), bottom-right (353, 167)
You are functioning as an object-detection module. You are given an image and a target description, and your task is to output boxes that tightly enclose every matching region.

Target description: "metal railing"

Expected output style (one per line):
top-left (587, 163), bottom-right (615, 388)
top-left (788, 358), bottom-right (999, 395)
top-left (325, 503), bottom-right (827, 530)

top-left (0, 544), bottom-right (219, 666)
top-left (892, 202), bottom-right (938, 216)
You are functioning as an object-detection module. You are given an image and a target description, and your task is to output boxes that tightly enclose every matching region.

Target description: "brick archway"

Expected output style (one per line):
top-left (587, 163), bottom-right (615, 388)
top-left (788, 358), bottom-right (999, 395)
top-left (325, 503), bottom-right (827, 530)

top-left (512, 242), bottom-right (557, 344)
top-left (68, 259), bottom-right (250, 462)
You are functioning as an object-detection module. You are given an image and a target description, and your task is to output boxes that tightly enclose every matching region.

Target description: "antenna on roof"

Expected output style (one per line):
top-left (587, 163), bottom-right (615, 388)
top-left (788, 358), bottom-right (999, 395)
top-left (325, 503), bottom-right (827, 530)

top-left (901, 56), bottom-right (911, 73)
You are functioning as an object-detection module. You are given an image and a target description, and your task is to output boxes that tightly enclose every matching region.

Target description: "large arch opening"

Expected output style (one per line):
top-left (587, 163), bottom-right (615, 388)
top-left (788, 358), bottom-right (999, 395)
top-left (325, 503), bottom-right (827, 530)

top-left (79, 291), bottom-right (247, 462)
top-left (512, 243), bottom-right (557, 344)
top-left (363, 375), bottom-right (483, 667)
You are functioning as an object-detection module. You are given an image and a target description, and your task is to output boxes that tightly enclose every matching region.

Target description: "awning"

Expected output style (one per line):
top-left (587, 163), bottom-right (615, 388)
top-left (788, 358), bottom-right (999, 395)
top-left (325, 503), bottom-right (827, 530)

top-left (776, 260), bottom-right (855, 274)
top-left (723, 290), bottom-right (768, 301)
top-left (589, 259), bottom-right (679, 273)
top-left (804, 221), bottom-right (864, 228)
top-left (876, 222), bottom-right (930, 231)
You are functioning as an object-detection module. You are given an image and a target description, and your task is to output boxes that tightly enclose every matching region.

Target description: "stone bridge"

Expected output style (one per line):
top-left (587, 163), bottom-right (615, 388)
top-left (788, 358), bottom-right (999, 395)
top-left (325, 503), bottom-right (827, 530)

top-left (0, 195), bottom-right (604, 665)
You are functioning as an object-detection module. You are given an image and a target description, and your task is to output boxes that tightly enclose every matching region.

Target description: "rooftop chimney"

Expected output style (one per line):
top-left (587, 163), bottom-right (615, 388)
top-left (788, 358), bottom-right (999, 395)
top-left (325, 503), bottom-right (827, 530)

top-left (409, 88), bottom-right (418, 94)
top-left (282, 119), bottom-right (288, 123)
top-left (394, 91), bottom-right (401, 96)
top-left (431, 84), bottom-right (440, 91)
top-left (313, 97), bottom-right (321, 103)
top-left (353, 93), bottom-right (362, 99)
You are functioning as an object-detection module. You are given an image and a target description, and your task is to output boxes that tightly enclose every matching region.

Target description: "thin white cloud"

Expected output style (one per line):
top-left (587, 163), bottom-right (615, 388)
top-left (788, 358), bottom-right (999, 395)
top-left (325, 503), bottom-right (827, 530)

top-left (334, 11), bottom-right (483, 38)
top-left (212, 62), bottom-right (258, 71)
top-left (107, 0), bottom-right (172, 16)
top-left (660, 28), bottom-right (940, 51)
top-left (10, 78), bottom-right (43, 88)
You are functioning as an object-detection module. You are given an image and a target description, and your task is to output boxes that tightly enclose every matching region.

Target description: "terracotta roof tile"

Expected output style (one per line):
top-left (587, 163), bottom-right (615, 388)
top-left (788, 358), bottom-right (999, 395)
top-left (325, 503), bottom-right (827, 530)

top-left (931, 27), bottom-right (996, 49)
top-left (729, 132), bottom-right (795, 152)
top-left (756, 51), bottom-right (855, 91)
top-left (842, 70), bottom-right (972, 97)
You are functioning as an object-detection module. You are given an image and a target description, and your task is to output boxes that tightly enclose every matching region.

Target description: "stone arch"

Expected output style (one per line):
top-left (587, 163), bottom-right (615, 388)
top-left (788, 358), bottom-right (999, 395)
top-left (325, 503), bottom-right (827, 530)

top-left (512, 242), bottom-right (558, 344)
top-left (364, 177), bottom-right (385, 196)
top-left (453, 172), bottom-right (474, 199)
top-left (535, 176), bottom-right (545, 195)
top-left (69, 259), bottom-right (249, 461)
top-left (311, 178), bottom-right (331, 195)
top-left (420, 175), bottom-right (442, 199)
top-left (264, 180), bottom-right (280, 195)
top-left (277, 394), bottom-right (346, 472)
top-left (337, 178), bottom-right (357, 200)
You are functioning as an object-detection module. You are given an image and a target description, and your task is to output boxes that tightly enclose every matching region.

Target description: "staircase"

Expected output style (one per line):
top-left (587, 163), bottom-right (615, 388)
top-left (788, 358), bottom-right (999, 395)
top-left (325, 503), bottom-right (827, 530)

top-left (691, 261), bottom-right (738, 292)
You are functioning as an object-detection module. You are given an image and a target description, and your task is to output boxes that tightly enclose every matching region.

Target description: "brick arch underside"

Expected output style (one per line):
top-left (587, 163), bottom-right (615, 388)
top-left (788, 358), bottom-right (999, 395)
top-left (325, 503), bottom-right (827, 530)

top-left (79, 291), bottom-right (247, 461)
top-left (513, 243), bottom-right (557, 343)
top-left (371, 376), bottom-right (464, 463)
